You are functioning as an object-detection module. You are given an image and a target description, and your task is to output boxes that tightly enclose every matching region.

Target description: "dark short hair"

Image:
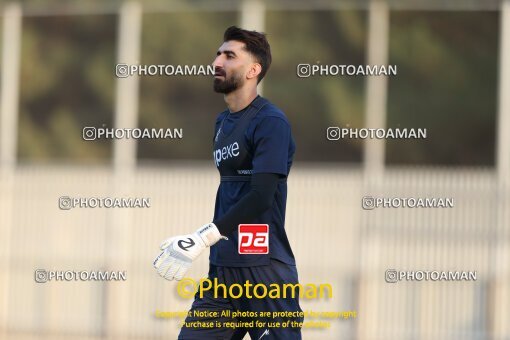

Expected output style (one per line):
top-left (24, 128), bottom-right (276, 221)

top-left (223, 26), bottom-right (272, 83)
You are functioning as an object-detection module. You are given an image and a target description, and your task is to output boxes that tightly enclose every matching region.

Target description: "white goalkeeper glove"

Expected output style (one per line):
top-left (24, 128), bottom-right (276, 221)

top-left (153, 223), bottom-right (225, 281)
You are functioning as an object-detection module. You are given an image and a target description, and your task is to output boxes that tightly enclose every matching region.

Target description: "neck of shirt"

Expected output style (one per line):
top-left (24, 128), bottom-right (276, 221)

top-left (228, 95), bottom-right (260, 115)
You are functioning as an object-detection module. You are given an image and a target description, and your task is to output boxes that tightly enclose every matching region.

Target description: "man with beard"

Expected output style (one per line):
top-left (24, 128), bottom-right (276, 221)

top-left (153, 26), bottom-right (303, 339)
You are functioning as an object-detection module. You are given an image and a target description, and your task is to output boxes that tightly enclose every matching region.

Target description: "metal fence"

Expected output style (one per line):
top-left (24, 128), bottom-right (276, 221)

top-left (1, 164), bottom-right (508, 339)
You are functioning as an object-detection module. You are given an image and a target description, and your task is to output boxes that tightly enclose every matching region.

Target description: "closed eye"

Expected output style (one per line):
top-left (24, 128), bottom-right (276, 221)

top-left (216, 50), bottom-right (237, 59)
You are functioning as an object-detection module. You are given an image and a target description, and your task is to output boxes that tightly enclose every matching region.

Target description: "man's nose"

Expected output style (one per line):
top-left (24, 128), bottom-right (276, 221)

top-left (212, 55), bottom-right (223, 68)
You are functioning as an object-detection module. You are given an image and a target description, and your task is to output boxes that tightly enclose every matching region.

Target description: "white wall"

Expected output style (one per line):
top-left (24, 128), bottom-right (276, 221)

top-left (0, 164), bottom-right (507, 340)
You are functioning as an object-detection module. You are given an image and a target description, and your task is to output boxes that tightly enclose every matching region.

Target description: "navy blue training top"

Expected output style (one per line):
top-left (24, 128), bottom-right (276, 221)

top-left (209, 95), bottom-right (297, 267)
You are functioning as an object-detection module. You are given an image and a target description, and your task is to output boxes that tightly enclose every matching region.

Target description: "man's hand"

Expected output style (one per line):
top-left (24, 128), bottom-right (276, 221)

top-left (153, 223), bottom-right (225, 281)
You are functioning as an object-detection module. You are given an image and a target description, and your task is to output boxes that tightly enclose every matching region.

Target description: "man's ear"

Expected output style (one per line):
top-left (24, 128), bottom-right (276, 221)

top-left (246, 63), bottom-right (262, 81)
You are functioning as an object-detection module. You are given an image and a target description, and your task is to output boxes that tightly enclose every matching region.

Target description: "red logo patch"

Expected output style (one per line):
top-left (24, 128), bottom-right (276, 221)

top-left (238, 224), bottom-right (269, 254)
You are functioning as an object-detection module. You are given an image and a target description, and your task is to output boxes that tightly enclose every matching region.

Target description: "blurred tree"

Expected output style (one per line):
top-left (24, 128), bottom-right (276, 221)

top-left (137, 11), bottom-right (237, 161)
top-left (386, 11), bottom-right (498, 166)
top-left (15, 7), bottom-right (499, 166)
top-left (18, 14), bottom-right (116, 163)
top-left (266, 10), bottom-right (367, 163)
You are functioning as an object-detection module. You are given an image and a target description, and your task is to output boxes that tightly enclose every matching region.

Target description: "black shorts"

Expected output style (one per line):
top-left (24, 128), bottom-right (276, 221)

top-left (178, 259), bottom-right (303, 340)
